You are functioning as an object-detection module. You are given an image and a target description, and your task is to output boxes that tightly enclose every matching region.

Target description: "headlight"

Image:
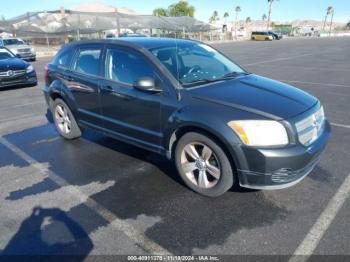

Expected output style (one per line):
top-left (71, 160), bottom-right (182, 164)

top-left (228, 120), bottom-right (289, 146)
top-left (26, 65), bottom-right (34, 73)
top-left (30, 47), bottom-right (35, 53)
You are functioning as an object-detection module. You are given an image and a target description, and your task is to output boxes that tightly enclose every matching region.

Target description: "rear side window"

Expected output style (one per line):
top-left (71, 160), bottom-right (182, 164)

top-left (105, 48), bottom-right (154, 85)
top-left (53, 48), bottom-right (75, 68)
top-left (73, 47), bottom-right (101, 76)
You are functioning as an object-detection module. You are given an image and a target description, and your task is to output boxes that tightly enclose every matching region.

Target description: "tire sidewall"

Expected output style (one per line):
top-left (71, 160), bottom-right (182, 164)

top-left (174, 132), bottom-right (234, 197)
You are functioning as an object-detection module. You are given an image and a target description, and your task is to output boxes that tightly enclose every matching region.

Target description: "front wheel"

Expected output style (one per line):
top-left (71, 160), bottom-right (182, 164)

top-left (174, 132), bottom-right (234, 197)
top-left (52, 98), bottom-right (82, 140)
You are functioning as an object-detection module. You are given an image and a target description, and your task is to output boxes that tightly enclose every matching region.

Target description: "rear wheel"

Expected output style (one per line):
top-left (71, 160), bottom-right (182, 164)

top-left (52, 98), bottom-right (82, 140)
top-left (174, 132), bottom-right (234, 197)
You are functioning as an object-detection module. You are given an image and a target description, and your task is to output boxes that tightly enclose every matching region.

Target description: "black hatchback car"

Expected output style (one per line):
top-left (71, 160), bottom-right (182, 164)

top-left (43, 38), bottom-right (330, 197)
top-left (0, 47), bottom-right (37, 89)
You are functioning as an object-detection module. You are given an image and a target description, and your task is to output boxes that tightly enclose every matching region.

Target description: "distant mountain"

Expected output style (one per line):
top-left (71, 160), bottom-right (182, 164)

top-left (70, 1), bottom-right (142, 15)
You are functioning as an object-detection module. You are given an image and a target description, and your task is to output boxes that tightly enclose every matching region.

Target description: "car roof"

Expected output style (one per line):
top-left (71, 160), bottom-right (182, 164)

top-left (67, 37), bottom-right (199, 50)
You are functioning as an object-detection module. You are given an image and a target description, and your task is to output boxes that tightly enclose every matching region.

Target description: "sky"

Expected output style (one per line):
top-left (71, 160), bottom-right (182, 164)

top-left (2, 0), bottom-right (350, 23)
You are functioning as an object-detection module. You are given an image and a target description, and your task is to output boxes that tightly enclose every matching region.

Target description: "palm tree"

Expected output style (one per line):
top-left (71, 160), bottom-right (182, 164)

top-left (245, 17), bottom-right (252, 36)
top-left (209, 10), bottom-right (219, 23)
top-left (262, 13), bottom-right (267, 21)
top-left (267, 0), bottom-right (279, 30)
top-left (235, 6), bottom-right (241, 39)
top-left (153, 8), bottom-right (168, 16)
top-left (323, 6), bottom-right (333, 31)
top-left (328, 7), bottom-right (334, 36)
top-left (223, 12), bottom-right (229, 24)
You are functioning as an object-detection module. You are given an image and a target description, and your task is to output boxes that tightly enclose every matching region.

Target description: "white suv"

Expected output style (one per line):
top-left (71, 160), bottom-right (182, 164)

top-left (0, 38), bottom-right (36, 61)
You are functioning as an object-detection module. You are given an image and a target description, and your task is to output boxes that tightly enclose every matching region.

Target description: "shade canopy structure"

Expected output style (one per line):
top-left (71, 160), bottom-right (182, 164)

top-left (0, 10), bottom-right (215, 36)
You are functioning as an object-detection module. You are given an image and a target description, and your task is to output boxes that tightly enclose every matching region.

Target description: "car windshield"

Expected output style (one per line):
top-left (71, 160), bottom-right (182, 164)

top-left (3, 39), bottom-right (25, 46)
top-left (150, 42), bottom-right (246, 87)
top-left (0, 50), bottom-right (14, 60)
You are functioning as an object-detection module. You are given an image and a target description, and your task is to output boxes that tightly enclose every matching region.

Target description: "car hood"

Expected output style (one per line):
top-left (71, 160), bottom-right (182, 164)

top-left (5, 44), bottom-right (30, 50)
top-left (0, 58), bottom-right (29, 70)
top-left (188, 74), bottom-right (318, 120)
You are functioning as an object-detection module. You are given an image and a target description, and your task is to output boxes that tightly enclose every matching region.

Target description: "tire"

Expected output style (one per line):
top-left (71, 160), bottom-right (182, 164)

top-left (174, 132), bottom-right (234, 197)
top-left (251, 37), bottom-right (255, 40)
top-left (52, 98), bottom-right (82, 140)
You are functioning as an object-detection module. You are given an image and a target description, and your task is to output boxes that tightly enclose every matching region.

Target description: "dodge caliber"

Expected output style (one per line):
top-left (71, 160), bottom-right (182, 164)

top-left (43, 38), bottom-right (330, 197)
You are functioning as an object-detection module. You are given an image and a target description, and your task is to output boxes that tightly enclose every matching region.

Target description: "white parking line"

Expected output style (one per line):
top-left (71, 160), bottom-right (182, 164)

top-left (243, 53), bottom-right (313, 66)
top-left (0, 136), bottom-right (171, 256)
top-left (289, 173), bottom-right (350, 261)
top-left (331, 122), bottom-right (350, 129)
top-left (278, 80), bottom-right (350, 88)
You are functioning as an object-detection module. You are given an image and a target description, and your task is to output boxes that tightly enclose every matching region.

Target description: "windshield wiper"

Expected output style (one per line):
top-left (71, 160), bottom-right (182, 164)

top-left (182, 72), bottom-right (250, 88)
top-left (182, 78), bottom-right (225, 87)
top-left (221, 71), bottom-right (250, 79)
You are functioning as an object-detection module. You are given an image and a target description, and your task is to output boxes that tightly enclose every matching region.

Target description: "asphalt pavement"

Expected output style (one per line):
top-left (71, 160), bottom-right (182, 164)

top-left (0, 37), bottom-right (349, 260)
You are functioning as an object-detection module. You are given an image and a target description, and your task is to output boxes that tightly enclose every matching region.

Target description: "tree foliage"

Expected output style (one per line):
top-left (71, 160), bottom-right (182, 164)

top-left (153, 8), bottom-right (168, 16)
top-left (209, 10), bottom-right (219, 23)
top-left (152, 1), bottom-right (195, 17)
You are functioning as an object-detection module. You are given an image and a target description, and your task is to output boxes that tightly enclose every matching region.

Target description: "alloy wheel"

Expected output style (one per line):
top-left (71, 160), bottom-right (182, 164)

top-left (180, 142), bottom-right (221, 188)
top-left (54, 104), bottom-right (72, 134)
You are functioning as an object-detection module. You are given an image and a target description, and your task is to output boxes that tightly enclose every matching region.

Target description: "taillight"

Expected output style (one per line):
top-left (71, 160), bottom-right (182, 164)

top-left (44, 64), bottom-right (49, 85)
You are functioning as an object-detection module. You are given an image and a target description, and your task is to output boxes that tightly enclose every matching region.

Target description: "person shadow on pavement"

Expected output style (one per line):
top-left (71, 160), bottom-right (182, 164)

top-left (1, 207), bottom-right (93, 260)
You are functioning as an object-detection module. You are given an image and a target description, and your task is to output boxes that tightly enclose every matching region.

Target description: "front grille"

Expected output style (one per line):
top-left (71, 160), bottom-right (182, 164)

top-left (295, 106), bottom-right (325, 146)
top-left (0, 69), bottom-right (26, 78)
top-left (18, 48), bottom-right (31, 53)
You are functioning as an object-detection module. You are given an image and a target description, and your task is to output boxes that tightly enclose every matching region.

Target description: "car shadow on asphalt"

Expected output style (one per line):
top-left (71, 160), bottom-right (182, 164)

top-left (3, 123), bottom-right (290, 254)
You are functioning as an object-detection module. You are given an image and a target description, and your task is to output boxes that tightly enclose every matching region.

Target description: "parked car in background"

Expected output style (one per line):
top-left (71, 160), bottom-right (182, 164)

top-left (43, 38), bottom-right (330, 197)
top-left (268, 31), bottom-right (283, 40)
top-left (0, 47), bottom-right (37, 89)
top-left (0, 37), bottom-right (36, 61)
top-left (251, 32), bottom-right (273, 41)
top-left (119, 33), bottom-right (148, 37)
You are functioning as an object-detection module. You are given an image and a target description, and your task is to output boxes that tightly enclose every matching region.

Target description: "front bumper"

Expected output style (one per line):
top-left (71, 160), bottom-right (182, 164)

top-left (16, 52), bottom-right (36, 60)
top-left (0, 71), bottom-right (37, 88)
top-left (237, 120), bottom-right (331, 190)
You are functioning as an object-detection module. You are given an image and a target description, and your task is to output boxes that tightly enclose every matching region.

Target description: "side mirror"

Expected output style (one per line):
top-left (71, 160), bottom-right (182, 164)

top-left (15, 54), bottom-right (21, 58)
top-left (133, 77), bottom-right (161, 93)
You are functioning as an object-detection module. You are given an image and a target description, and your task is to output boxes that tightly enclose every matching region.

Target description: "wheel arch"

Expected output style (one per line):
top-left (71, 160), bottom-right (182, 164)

top-left (167, 124), bottom-right (240, 177)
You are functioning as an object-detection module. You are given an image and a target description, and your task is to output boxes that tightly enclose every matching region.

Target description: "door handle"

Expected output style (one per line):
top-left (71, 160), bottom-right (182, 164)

top-left (101, 85), bottom-right (133, 100)
top-left (64, 75), bottom-right (74, 82)
top-left (101, 85), bottom-right (113, 92)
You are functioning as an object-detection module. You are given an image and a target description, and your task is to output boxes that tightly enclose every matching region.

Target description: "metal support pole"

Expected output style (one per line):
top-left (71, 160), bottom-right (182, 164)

top-left (77, 13), bottom-right (81, 40)
top-left (115, 8), bottom-right (120, 37)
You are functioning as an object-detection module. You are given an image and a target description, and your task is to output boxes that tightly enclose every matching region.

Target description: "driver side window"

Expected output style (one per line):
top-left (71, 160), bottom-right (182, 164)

top-left (105, 48), bottom-right (154, 86)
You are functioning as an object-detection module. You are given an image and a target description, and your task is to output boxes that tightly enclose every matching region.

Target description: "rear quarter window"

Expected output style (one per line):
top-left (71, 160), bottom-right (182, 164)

top-left (53, 47), bottom-right (75, 69)
top-left (73, 47), bottom-right (102, 76)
